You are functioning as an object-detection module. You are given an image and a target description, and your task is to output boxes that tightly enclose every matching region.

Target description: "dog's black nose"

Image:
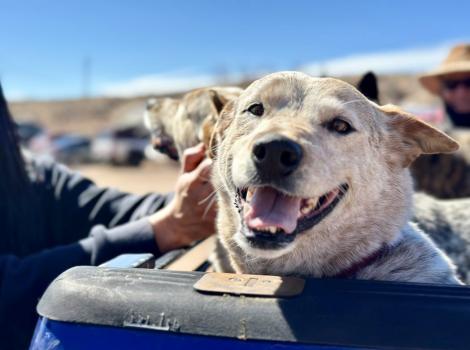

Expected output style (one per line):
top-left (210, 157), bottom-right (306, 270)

top-left (252, 137), bottom-right (303, 178)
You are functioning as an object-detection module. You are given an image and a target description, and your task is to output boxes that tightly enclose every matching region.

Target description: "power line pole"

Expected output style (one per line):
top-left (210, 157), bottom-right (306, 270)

top-left (82, 56), bottom-right (92, 98)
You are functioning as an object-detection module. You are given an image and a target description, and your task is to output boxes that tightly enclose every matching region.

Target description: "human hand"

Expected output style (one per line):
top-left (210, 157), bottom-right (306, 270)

top-left (149, 143), bottom-right (217, 253)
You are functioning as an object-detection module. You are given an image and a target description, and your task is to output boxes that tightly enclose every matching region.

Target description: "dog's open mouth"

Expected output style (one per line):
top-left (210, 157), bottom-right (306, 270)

top-left (152, 139), bottom-right (179, 161)
top-left (159, 145), bottom-right (179, 161)
top-left (235, 184), bottom-right (348, 249)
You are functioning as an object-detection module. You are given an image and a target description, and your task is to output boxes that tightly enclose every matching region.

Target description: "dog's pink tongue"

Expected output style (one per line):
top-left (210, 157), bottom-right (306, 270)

top-left (244, 187), bottom-right (301, 234)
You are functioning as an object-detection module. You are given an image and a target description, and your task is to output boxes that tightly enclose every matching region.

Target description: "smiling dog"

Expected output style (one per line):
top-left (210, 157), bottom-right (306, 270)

top-left (211, 71), bottom-right (462, 284)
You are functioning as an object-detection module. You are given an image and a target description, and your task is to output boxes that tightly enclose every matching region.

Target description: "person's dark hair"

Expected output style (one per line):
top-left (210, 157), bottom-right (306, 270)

top-left (0, 83), bottom-right (41, 255)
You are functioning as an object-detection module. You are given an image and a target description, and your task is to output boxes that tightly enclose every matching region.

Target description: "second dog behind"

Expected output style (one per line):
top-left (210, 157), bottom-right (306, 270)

top-left (144, 86), bottom-right (242, 161)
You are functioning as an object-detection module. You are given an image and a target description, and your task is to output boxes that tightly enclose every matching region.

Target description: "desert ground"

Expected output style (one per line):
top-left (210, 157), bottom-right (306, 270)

top-left (73, 159), bottom-right (180, 195)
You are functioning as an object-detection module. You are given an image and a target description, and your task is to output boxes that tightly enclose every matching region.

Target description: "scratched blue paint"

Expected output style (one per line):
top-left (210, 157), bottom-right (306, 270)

top-left (29, 318), bottom-right (366, 350)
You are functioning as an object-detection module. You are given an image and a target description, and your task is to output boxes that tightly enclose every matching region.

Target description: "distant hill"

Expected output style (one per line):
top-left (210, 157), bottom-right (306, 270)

top-left (9, 74), bottom-right (440, 136)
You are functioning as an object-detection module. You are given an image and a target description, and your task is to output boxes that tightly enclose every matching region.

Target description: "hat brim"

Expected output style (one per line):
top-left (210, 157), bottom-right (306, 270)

top-left (419, 62), bottom-right (470, 95)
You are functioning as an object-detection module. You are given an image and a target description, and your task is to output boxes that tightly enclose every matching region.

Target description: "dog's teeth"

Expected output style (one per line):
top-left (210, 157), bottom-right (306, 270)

top-left (300, 198), bottom-right (318, 215)
top-left (307, 198), bottom-right (318, 208)
top-left (246, 188), bottom-right (254, 202)
top-left (256, 226), bottom-right (279, 234)
top-left (301, 206), bottom-right (311, 215)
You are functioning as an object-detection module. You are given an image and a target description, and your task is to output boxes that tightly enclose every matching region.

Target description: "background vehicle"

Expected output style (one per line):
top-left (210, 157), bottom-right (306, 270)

top-left (51, 133), bottom-right (92, 164)
top-left (16, 122), bottom-right (53, 156)
top-left (91, 125), bottom-right (149, 166)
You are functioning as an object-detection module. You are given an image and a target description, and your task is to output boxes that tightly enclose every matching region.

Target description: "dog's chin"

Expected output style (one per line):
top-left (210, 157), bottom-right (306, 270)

top-left (234, 225), bottom-right (298, 259)
top-left (233, 183), bottom-right (348, 255)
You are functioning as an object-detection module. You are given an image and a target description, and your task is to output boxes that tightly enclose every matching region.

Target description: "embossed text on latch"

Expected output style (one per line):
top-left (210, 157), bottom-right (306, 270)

top-left (193, 272), bottom-right (305, 297)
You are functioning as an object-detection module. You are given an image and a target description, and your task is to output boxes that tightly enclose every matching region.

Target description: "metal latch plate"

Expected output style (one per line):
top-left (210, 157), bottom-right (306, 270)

top-left (194, 272), bottom-right (305, 297)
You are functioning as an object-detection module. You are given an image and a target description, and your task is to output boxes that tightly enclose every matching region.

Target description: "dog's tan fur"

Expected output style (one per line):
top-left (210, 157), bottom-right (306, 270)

top-left (144, 86), bottom-right (242, 160)
top-left (211, 71), bottom-right (461, 284)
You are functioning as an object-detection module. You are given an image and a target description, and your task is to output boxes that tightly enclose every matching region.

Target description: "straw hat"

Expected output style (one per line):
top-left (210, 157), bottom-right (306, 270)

top-left (419, 44), bottom-right (470, 95)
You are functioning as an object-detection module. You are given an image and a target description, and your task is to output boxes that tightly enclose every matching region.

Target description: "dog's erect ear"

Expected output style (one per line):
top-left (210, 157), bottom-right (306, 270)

top-left (357, 71), bottom-right (379, 103)
top-left (202, 90), bottom-right (235, 158)
top-left (380, 104), bottom-right (459, 167)
top-left (207, 100), bottom-right (235, 159)
top-left (209, 89), bottom-right (231, 115)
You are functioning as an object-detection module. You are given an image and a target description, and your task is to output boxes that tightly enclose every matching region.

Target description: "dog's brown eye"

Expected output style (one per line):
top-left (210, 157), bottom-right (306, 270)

top-left (326, 118), bottom-right (354, 135)
top-left (247, 103), bottom-right (264, 116)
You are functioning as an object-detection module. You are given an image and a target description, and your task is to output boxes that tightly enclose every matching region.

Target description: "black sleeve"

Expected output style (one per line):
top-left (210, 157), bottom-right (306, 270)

top-left (0, 218), bottom-right (160, 349)
top-left (0, 158), bottom-right (174, 349)
top-left (37, 158), bottom-right (173, 246)
top-left (0, 243), bottom-right (91, 348)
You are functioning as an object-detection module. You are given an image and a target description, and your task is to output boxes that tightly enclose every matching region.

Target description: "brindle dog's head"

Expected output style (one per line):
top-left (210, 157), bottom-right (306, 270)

top-left (144, 87), bottom-right (242, 161)
top-left (144, 97), bottom-right (180, 161)
top-left (212, 72), bottom-right (458, 274)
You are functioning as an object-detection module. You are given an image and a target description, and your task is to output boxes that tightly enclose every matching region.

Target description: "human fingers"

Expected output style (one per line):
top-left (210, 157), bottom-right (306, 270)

top-left (181, 143), bottom-right (205, 173)
top-left (191, 157), bottom-right (213, 183)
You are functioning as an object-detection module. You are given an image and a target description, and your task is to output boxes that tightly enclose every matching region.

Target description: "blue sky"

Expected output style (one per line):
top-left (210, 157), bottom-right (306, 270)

top-left (1, 0), bottom-right (469, 100)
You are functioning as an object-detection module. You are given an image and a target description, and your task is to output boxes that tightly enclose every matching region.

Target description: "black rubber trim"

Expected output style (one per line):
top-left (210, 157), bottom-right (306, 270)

top-left (37, 266), bottom-right (470, 349)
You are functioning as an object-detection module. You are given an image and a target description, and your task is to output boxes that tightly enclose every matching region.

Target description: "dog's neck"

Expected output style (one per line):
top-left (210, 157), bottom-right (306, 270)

top-left (333, 243), bottom-right (392, 279)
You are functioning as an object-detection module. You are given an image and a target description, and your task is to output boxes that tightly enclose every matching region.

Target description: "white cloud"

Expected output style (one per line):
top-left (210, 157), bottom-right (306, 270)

top-left (99, 72), bottom-right (220, 97)
top-left (99, 40), bottom-right (469, 98)
top-left (300, 42), bottom-right (462, 76)
top-left (98, 69), bottom-right (260, 98)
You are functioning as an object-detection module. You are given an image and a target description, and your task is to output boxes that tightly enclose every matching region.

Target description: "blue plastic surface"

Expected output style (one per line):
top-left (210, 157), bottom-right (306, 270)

top-left (29, 318), bottom-right (364, 350)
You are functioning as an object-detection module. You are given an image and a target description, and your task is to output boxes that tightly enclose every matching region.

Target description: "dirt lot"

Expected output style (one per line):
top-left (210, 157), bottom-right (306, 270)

top-left (73, 159), bottom-right (180, 195)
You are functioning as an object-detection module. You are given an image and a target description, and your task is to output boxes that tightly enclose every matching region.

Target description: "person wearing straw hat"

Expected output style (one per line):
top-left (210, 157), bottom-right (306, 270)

top-left (419, 44), bottom-right (470, 128)
top-left (410, 44), bottom-right (470, 199)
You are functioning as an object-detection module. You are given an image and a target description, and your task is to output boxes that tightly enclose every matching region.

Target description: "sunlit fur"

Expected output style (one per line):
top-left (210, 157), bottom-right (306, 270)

top-left (144, 86), bottom-right (242, 160)
top-left (212, 71), bottom-right (462, 284)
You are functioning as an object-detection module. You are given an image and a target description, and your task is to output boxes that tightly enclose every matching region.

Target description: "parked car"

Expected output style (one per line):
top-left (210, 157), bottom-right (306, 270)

top-left (16, 122), bottom-right (92, 164)
top-left (91, 125), bottom-right (148, 166)
top-left (51, 133), bottom-right (92, 164)
top-left (16, 122), bottom-right (53, 156)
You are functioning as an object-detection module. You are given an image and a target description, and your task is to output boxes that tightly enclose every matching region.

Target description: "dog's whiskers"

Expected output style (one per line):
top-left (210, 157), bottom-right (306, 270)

top-left (198, 184), bottom-right (224, 205)
top-left (202, 195), bottom-right (217, 219)
top-left (338, 183), bottom-right (349, 196)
